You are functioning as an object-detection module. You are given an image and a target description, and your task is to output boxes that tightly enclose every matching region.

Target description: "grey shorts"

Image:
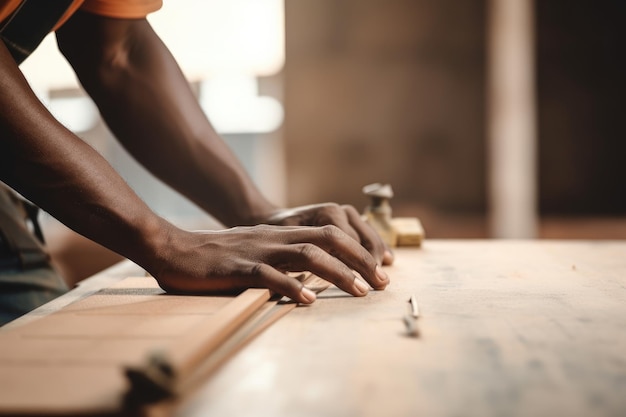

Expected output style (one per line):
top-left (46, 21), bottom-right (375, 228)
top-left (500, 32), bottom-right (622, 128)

top-left (0, 266), bottom-right (68, 326)
top-left (0, 183), bottom-right (68, 326)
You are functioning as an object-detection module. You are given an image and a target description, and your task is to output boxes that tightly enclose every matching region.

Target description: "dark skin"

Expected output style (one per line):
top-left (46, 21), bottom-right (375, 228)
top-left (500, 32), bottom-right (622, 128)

top-left (0, 11), bottom-right (393, 304)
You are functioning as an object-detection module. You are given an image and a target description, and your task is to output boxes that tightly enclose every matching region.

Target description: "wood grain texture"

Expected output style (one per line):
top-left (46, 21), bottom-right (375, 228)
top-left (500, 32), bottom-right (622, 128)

top-left (172, 240), bottom-right (626, 417)
top-left (1, 241), bottom-right (625, 417)
top-left (164, 288), bottom-right (270, 380)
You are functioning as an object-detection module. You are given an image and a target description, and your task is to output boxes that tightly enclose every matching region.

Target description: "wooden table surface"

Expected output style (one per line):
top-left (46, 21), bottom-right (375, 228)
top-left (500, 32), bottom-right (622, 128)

top-left (5, 240), bottom-right (626, 417)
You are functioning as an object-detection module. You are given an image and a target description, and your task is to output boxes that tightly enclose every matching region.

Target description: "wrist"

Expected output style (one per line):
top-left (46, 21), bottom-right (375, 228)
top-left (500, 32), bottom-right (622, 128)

top-left (226, 196), bottom-right (280, 227)
top-left (126, 214), bottom-right (177, 276)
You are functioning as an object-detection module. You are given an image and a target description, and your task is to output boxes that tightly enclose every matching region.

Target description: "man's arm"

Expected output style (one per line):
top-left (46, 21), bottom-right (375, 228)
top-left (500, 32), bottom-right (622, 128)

top-left (55, 12), bottom-right (392, 266)
top-left (0, 38), bottom-right (166, 274)
top-left (56, 12), bottom-right (274, 228)
top-left (0, 32), bottom-right (388, 302)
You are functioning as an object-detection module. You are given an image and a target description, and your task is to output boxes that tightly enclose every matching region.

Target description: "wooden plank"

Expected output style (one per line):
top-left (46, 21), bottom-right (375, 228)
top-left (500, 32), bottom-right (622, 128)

top-left (125, 289), bottom-right (271, 403)
top-left (146, 301), bottom-right (297, 416)
top-left (0, 277), bottom-right (290, 415)
top-left (165, 288), bottom-right (270, 378)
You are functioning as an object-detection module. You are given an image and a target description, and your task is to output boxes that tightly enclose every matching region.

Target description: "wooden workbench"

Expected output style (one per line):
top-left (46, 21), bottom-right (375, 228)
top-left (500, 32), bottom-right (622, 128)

top-left (3, 240), bottom-right (626, 417)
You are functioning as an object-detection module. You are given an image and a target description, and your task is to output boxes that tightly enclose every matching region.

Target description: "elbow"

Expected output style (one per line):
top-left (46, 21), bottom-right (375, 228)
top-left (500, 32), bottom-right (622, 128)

top-left (59, 37), bottom-right (132, 96)
top-left (56, 16), bottom-right (139, 99)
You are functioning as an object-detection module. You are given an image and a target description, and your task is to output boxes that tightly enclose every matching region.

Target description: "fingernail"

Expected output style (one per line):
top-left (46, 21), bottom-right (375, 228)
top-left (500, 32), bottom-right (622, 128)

top-left (376, 265), bottom-right (389, 282)
top-left (300, 286), bottom-right (317, 303)
top-left (353, 277), bottom-right (369, 295)
top-left (384, 250), bottom-right (394, 263)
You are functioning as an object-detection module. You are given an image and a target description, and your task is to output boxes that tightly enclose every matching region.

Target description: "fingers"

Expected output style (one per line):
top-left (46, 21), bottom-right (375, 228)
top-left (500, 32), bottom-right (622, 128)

top-left (239, 257), bottom-right (366, 304)
top-left (284, 243), bottom-right (373, 296)
top-left (293, 203), bottom-right (393, 266)
top-left (312, 204), bottom-right (360, 242)
top-left (234, 229), bottom-right (388, 299)
top-left (247, 263), bottom-right (318, 304)
top-left (239, 225), bottom-right (386, 294)
top-left (382, 249), bottom-right (394, 266)
top-left (267, 204), bottom-right (394, 266)
top-left (341, 204), bottom-right (394, 266)
top-left (285, 225), bottom-right (390, 291)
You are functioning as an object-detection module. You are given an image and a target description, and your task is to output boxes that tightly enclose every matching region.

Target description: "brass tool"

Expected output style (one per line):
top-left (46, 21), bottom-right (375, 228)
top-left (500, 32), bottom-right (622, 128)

top-left (362, 183), bottom-right (425, 247)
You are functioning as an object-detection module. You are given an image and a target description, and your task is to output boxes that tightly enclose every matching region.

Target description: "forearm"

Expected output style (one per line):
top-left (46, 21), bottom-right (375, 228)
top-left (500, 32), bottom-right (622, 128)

top-left (56, 13), bottom-right (276, 227)
top-left (0, 40), bottom-right (170, 273)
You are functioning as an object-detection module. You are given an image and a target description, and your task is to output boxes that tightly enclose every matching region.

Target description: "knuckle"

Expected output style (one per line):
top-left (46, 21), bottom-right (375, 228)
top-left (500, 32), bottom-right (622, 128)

top-left (341, 204), bottom-right (358, 215)
top-left (274, 276), bottom-right (299, 296)
top-left (296, 243), bottom-right (322, 261)
top-left (248, 262), bottom-right (266, 278)
top-left (243, 262), bottom-right (276, 288)
top-left (325, 203), bottom-right (342, 213)
top-left (256, 224), bottom-right (273, 232)
top-left (320, 224), bottom-right (342, 240)
top-left (316, 203), bottom-right (341, 219)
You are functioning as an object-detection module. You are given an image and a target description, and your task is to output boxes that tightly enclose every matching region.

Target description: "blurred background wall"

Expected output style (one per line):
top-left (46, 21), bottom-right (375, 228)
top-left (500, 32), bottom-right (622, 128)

top-left (536, 2), bottom-right (626, 216)
top-left (283, 0), bottom-right (626, 239)
top-left (283, 0), bottom-right (487, 236)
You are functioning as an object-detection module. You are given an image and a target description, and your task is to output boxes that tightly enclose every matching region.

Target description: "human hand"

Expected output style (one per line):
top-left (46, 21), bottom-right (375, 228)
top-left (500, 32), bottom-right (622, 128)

top-left (150, 224), bottom-right (390, 304)
top-left (261, 203), bottom-right (394, 266)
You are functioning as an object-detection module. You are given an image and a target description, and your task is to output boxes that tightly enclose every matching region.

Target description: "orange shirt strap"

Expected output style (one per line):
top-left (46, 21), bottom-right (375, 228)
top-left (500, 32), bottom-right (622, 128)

top-left (54, 1), bottom-right (85, 30)
top-left (1, 0), bottom-right (161, 30)
top-left (0, 1), bottom-right (83, 30)
top-left (80, 0), bottom-right (162, 19)
top-left (0, 0), bottom-right (23, 23)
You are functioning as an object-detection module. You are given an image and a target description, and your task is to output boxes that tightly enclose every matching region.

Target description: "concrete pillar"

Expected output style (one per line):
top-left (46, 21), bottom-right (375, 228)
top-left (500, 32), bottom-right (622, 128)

top-left (488, 0), bottom-right (538, 238)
